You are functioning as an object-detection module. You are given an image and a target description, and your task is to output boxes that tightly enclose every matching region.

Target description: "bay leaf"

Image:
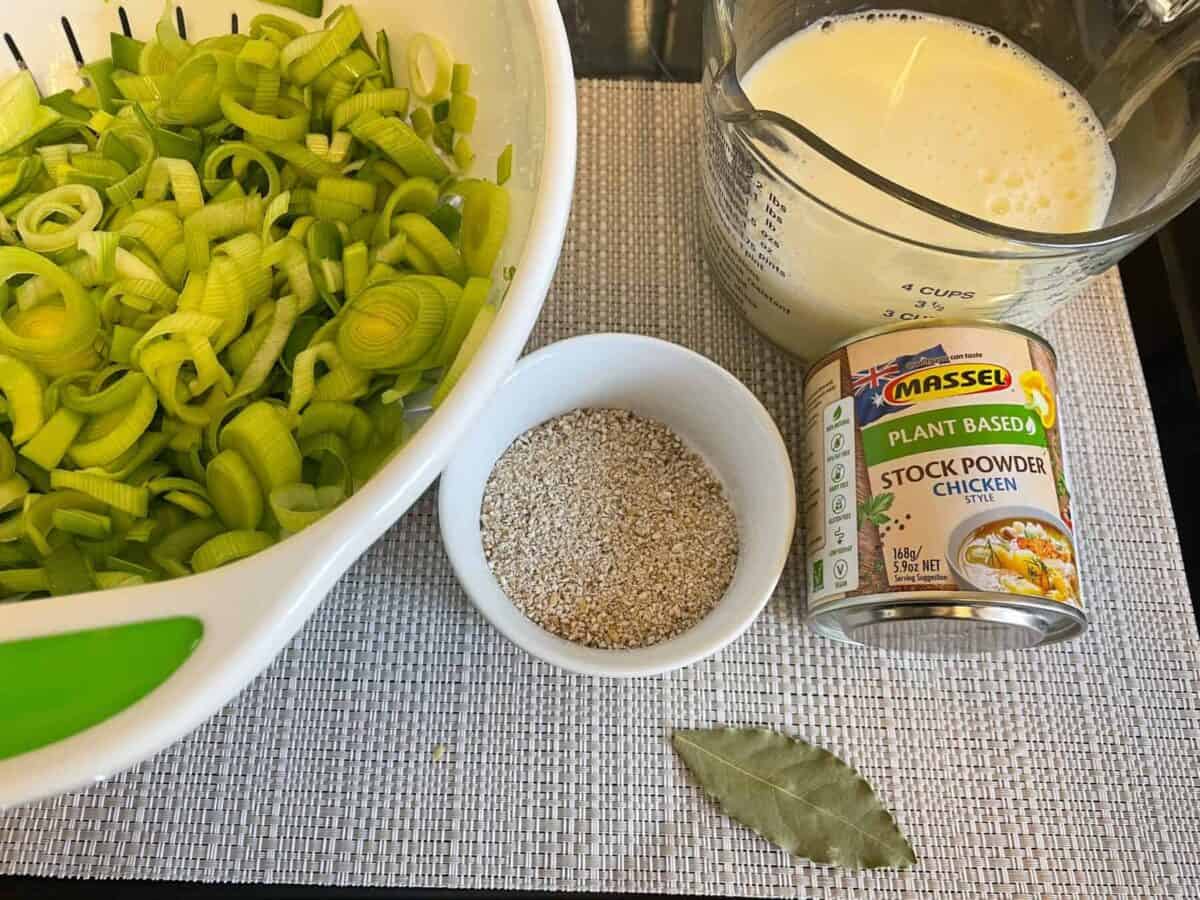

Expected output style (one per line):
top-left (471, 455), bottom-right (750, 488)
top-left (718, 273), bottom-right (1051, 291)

top-left (672, 727), bottom-right (916, 869)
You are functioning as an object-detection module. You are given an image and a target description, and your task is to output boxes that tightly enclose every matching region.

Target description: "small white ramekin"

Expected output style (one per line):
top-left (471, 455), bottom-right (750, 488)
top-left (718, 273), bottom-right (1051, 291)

top-left (438, 333), bottom-right (796, 677)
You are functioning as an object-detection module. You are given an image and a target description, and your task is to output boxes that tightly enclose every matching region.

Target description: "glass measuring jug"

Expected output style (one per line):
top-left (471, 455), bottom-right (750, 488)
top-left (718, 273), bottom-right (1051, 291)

top-left (701, 0), bottom-right (1200, 359)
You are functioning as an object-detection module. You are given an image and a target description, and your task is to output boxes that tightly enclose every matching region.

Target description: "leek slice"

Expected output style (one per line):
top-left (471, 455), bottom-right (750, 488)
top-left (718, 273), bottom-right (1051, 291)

top-left (232, 294), bottom-right (298, 397)
top-left (160, 51), bottom-right (238, 126)
top-left (263, 0), bottom-right (325, 19)
top-left (78, 230), bottom-right (119, 281)
top-left (236, 39), bottom-right (281, 84)
top-left (331, 88), bottom-right (409, 132)
top-left (342, 241), bottom-right (368, 300)
top-left (0, 568), bottom-right (49, 595)
top-left (68, 383), bottom-right (158, 468)
top-left (204, 143), bottom-right (281, 202)
top-left (219, 93), bottom-right (309, 143)
top-left (151, 517), bottom-right (225, 577)
top-left (460, 181), bottom-right (509, 277)
top-left (62, 370), bottom-right (148, 415)
top-left (0, 354), bottom-right (45, 444)
top-left (311, 49), bottom-right (377, 94)
top-left (451, 63), bottom-right (472, 95)
top-left (0, 73), bottom-right (62, 156)
top-left (448, 93), bottom-right (477, 134)
top-left (156, 1), bottom-right (193, 64)
top-left (432, 303), bottom-right (495, 407)
top-left (380, 371), bottom-right (423, 406)
top-left (348, 111), bottom-right (448, 181)
top-left (316, 176), bottom-right (376, 211)
top-left (288, 6), bottom-right (362, 85)
top-left (395, 213), bottom-right (466, 283)
top-left (219, 401), bottom-right (302, 491)
top-left (497, 144), bottom-right (513, 185)
top-left (52, 508), bottom-right (113, 540)
top-left (262, 237), bottom-right (316, 309)
top-left (437, 276), bottom-right (490, 367)
top-left (206, 448), bottom-right (263, 530)
top-left (0, 434), bottom-right (14, 481)
top-left (453, 137), bottom-right (474, 171)
top-left (199, 257), bottom-right (249, 351)
top-left (377, 180), bottom-right (440, 246)
top-left (0, 475), bottom-right (29, 513)
top-left (16, 184), bottom-right (104, 255)
top-left (163, 491), bottom-right (214, 518)
top-left (95, 571), bottom-right (146, 589)
top-left (81, 59), bottom-right (121, 116)
top-left (376, 31), bottom-right (395, 89)
top-left (112, 33), bottom-right (146, 72)
top-left (192, 529), bottom-right (274, 572)
top-left (143, 158), bottom-right (204, 216)
top-left (250, 14), bottom-right (307, 43)
top-left (80, 430), bottom-right (170, 482)
top-left (298, 431), bottom-right (352, 491)
top-left (289, 341), bottom-right (353, 412)
top-left (269, 483), bottom-right (342, 532)
top-left (407, 34), bottom-right (453, 102)
top-left (256, 139), bottom-right (339, 182)
top-left (24, 490), bottom-right (108, 556)
top-left (51, 469), bottom-right (150, 516)
top-left (45, 543), bottom-right (95, 596)
top-left (20, 408), bottom-right (85, 470)
top-left (0, 248), bottom-right (100, 373)
top-left (298, 401), bottom-right (372, 451)
top-left (336, 279), bottom-right (445, 370)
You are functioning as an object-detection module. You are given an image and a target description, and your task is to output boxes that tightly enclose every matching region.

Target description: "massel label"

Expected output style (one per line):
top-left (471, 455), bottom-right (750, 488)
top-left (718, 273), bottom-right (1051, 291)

top-left (882, 362), bottom-right (1011, 404)
top-left (803, 324), bottom-right (1082, 611)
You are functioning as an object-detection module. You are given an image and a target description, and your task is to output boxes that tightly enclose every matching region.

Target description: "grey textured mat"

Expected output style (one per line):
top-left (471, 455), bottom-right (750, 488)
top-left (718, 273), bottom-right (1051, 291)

top-left (2, 80), bottom-right (1198, 898)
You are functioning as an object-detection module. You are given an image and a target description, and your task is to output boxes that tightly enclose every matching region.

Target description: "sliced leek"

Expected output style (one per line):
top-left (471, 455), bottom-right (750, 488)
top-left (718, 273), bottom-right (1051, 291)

top-left (219, 401), bottom-right (302, 492)
top-left (68, 383), bottom-right (158, 468)
top-left (20, 408), bottom-right (85, 470)
top-left (270, 483), bottom-right (343, 532)
top-left (432, 303), bottom-right (496, 407)
top-left (16, 185), bottom-right (105, 254)
top-left (0, 434), bottom-right (14, 481)
top-left (191, 529), bottom-right (274, 572)
top-left (206, 448), bottom-right (263, 530)
top-left (0, 354), bottom-right (46, 444)
top-left (0, 5), bottom-right (511, 598)
top-left (336, 279), bottom-right (446, 370)
top-left (460, 181), bottom-right (509, 277)
top-left (407, 34), bottom-right (453, 102)
top-left (497, 143), bottom-right (513, 185)
top-left (50, 469), bottom-right (150, 516)
top-left (348, 111), bottom-right (449, 181)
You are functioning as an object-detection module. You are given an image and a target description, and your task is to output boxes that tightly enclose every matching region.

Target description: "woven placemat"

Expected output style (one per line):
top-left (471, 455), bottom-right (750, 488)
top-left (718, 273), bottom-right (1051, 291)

top-left (2, 80), bottom-right (1199, 898)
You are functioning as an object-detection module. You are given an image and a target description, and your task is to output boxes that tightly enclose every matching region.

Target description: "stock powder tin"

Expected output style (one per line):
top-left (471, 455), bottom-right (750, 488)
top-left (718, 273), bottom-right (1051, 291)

top-left (802, 320), bottom-right (1086, 653)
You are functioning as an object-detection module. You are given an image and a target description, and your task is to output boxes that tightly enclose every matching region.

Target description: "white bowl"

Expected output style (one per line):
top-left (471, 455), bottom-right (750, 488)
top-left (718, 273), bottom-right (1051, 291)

top-left (438, 334), bottom-right (797, 677)
top-left (0, 0), bottom-right (575, 807)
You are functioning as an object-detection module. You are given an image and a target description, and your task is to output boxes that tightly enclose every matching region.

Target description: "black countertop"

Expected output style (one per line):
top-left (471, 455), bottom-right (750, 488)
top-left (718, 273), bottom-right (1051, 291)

top-left (1120, 211), bottom-right (1200, 607)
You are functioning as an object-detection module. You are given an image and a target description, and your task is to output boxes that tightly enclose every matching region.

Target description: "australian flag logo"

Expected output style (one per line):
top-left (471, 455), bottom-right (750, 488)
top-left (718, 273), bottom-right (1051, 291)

top-left (852, 344), bottom-right (950, 426)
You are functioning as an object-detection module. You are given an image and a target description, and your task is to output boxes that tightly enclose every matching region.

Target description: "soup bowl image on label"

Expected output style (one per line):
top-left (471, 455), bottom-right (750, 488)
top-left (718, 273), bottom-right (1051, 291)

top-left (802, 320), bottom-right (1085, 654)
top-left (948, 507), bottom-right (1079, 605)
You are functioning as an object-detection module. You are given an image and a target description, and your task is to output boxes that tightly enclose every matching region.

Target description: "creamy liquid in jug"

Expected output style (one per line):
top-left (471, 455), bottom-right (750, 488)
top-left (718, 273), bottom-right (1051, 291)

top-left (742, 12), bottom-right (1115, 232)
top-left (718, 12), bottom-right (1117, 357)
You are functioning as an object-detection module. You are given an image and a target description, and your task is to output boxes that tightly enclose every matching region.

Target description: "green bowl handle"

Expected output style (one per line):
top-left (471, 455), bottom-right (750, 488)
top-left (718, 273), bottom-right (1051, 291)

top-left (0, 615), bottom-right (203, 760)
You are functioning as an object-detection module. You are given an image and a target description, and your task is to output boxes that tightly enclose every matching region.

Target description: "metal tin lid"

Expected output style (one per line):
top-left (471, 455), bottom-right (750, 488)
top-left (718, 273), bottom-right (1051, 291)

top-left (808, 594), bottom-right (1087, 654)
top-left (804, 317), bottom-right (1058, 382)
